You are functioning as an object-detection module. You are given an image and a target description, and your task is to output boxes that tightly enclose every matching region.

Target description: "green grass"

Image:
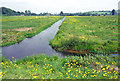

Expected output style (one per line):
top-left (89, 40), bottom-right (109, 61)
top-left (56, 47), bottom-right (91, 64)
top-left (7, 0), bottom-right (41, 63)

top-left (1, 16), bottom-right (119, 79)
top-left (89, 12), bottom-right (110, 15)
top-left (50, 16), bottom-right (118, 54)
top-left (2, 16), bottom-right (63, 46)
top-left (1, 54), bottom-right (119, 79)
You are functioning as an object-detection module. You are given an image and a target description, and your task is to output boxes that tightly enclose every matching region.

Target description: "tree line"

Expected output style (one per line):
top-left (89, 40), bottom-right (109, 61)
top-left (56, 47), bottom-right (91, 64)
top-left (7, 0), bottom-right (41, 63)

top-left (0, 7), bottom-right (117, 16)
top-left (0, 7), bottom-right (52, 16)
top-left (60, 9), bottom-right (117, 16)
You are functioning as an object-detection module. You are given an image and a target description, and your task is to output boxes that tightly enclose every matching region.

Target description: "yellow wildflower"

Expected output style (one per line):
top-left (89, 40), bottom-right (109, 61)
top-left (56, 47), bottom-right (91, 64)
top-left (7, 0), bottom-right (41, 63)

top-left (68, 70), bottom-right (71, 72)
top-left (33, 76), bottom-right (37, 78)
top-left (72, 60), bottom-right (76, 62)
top-left (102, 68), bottom-right (105, 70)
top-left (85, 25), bottom-right (87, 27)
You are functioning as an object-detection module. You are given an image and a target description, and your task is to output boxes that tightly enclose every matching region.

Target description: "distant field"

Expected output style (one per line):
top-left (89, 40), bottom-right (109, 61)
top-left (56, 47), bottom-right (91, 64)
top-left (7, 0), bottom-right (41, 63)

top-left (90, 12), bottom-right (110, 15)
top-left (2, 16), bottom-right (63, 46)
top-left (50, 16), bottom-right (118, 54)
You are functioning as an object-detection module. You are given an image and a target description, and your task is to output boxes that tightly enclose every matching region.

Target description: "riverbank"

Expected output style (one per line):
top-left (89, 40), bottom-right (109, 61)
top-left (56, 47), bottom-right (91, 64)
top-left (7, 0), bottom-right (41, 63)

top-left (2, 16), bottom-right (63, 46)
top-left (1, 54), bottom-right (119, 79)
top-left (1, 16), bottom-right (119, 79)
top-left (50, 16), bottom-right (118, 54)
top-left (2, 17), bottom-right (66, 60)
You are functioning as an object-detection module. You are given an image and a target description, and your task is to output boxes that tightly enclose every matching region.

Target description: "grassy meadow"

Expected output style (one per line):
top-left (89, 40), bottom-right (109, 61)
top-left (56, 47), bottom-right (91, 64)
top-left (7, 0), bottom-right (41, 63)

top-left (1, 16), bottom-right (119, 79)
top-left (50, 16), bottom-right (118, 54)
top-left (2, 16), bottom-right (63, 46)
top-left (1, 54), bottom-right (119, 79)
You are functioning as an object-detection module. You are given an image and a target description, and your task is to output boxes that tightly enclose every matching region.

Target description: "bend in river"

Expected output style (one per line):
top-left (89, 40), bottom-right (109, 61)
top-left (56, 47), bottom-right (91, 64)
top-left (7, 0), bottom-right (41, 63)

top-left (2, 17), bottom-right (66, 60)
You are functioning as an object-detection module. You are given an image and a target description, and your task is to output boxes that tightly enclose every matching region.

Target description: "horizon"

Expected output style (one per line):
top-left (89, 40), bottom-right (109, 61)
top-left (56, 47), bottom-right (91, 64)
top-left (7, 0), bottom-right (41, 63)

top-left (0, 0), bottom-right (119, 14)
top-left (1, 6), bottom-right (117, 14)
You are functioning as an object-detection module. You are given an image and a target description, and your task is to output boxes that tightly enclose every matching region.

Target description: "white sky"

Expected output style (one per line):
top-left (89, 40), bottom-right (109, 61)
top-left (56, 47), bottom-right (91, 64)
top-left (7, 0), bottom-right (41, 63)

top-left (0, 0), bottom-right (119, 14)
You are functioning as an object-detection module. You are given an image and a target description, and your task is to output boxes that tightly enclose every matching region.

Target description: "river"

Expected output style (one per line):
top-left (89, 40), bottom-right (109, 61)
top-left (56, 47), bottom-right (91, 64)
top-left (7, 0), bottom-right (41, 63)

top-left (2, 17), bottom-right (66, 60)
top-left (2, 17), bottom-right (119, 60)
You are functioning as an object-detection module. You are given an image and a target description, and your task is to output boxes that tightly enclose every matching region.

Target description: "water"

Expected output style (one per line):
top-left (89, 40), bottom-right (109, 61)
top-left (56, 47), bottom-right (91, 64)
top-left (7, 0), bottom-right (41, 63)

top-left (2, 17), bottom-right (66, 60)
top-left (2, 17), bottom-right (119, 60)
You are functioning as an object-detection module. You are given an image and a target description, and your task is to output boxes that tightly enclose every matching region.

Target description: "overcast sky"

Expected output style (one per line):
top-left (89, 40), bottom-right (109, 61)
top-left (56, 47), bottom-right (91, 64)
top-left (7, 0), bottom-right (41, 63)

top-left (0, 0), bottom-right (119, 14)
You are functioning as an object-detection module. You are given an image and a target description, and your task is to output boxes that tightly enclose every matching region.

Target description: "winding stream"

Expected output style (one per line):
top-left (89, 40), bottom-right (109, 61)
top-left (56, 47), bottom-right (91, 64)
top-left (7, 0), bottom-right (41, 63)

top-left (2, 17), bottom-right (66, 59)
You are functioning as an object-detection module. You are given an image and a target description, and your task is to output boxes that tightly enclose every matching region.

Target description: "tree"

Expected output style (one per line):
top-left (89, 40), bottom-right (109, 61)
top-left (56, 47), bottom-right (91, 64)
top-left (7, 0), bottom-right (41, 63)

top-left (17, 11), bottom-right (21, 15)
top-left (105, 13), bottom-right (108, 15)
top-left (60, 11), bottom-right (63, 16)
top-left (25, 10), bottom-right (28, 13)
top-left (111, 9), bottom-right (115, 15)
top-left (28, 10), bottom-right (31, 14)
top-left (1, 7), bottom-right (17, 16)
